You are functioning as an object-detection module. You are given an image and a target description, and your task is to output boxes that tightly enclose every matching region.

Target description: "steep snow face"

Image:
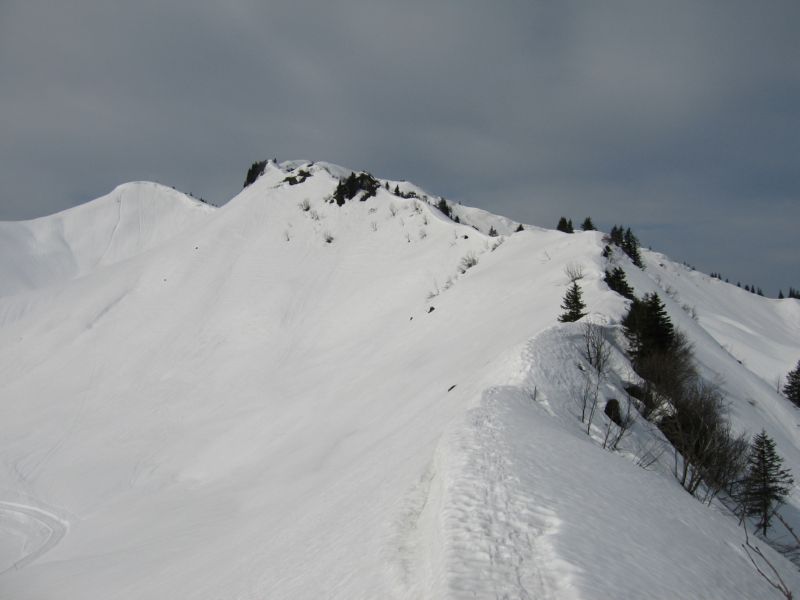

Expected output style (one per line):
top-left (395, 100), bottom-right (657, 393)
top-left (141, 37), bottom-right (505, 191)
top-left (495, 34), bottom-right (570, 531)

top-left (0, 161), bottom-right (799, 599)
top-left (0, 182), bottom-right (214, 297)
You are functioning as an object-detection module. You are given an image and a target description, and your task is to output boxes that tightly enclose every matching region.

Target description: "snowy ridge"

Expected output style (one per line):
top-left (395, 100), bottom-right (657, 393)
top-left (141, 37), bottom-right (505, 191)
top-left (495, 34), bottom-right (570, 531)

top-left (0, 182), bottom-right (214, 297)
top-left (0, 160), bottom-right (799, 598)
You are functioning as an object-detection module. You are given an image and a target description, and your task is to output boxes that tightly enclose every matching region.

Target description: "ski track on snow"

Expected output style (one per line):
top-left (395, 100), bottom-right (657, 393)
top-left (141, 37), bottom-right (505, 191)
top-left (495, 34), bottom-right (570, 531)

top-left (0, 501), bottom-right (68, 573)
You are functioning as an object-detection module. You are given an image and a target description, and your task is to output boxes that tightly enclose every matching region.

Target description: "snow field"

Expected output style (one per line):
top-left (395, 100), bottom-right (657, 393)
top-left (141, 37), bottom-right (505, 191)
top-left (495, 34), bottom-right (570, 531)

top-left (0, 160), bottom-right (798, 598)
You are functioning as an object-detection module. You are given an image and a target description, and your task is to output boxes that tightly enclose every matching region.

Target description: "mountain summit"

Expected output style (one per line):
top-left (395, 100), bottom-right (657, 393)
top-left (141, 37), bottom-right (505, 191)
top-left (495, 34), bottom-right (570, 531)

top-left (1, 160), bottom-right (799, 598)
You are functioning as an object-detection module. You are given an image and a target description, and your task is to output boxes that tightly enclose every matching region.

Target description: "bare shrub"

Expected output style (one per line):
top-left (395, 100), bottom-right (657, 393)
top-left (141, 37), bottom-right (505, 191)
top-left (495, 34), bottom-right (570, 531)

top-left (635, 436), bottom-right (667, 470)
top-left (459, 252), bottom-right (478, 273)
top-left (309, 209), bottom-right (320, 221)
top-left (370, 221), bottom-right (378, 232)
top-left (698, 427), bottom-right (749, 505)
top-left (323, 231), bottom-right (334, 244)
top-left (581, 323), bottom-right (611, 433)
top-left (583, 322), bottom-right (611, 373)
top-left (565, 262), bottom-right (585, 283)
top-left (298, 198), bottom-right (311, 212)
top-left (659, 380), bottom-right (744, 496)
top-left (742, 525), bottom-right (794, 600)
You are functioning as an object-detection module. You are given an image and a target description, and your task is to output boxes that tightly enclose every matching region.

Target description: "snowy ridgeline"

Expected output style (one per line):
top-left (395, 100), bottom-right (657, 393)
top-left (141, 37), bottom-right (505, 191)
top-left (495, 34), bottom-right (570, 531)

top-left (0, 160), bottom-right (799, 599)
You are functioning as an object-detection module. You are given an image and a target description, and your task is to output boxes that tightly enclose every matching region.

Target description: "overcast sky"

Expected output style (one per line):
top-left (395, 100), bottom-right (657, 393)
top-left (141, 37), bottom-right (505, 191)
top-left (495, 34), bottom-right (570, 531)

top-left (1, 1), bottom-right (798, 295)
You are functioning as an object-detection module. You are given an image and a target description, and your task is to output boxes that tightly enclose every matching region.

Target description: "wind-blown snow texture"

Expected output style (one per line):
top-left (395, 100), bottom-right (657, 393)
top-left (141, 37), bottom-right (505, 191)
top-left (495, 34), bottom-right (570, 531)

top-left (1, 161), bottom-right (799, 599)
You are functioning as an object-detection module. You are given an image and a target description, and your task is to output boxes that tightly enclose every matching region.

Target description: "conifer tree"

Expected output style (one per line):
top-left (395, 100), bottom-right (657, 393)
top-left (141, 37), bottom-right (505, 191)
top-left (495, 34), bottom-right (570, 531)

top-left (779, 290), bottom-right (785, 299)
top-left (622, 228), bottom-right (644, 268)
top-left (622, 293), bottom-right (674, 364)
top-left (556, 217), bottom-right (573, 233)
top-left (243, 160), bottom-right (268, 187)
top-left (784, 360), bottom-right (800, 407)
top-left (604, 267), bottom-right (635, 300)
top-left (437, 198), bottom-right (452, 218)
top-left (738, 430), bottom-right (794, 535)
top-left (609, 225), bottom-right (624, 246)
top-left (515, 223), bottom-right (525, 232)
top-left (581, 217), bottom-right (596, 231)
top-left (488, 226), bottom-right (498, 237)
top-left (558, 282), bottom-right (587, 322)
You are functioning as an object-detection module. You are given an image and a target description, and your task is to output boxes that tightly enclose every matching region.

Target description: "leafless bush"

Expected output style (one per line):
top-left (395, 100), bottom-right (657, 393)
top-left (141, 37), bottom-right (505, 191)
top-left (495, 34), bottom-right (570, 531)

top-left (742, 525), bottom-right (794, 599)
top-left (459, 252), bottom-right (478, 273)
top-left (419, 229), bottom-right (427, 240)
top-left (298, 198), bottom-right (311, 212)
top-left (323, 231), bottom-right (334, 244)
top-left (634, 436), bottom-right (667, 470)
top-left (583, 323), bottom-right (611, 373)
top-left (565, 262), bottom-right (585, 283)
top-left (309, 209), bottom-right (320, 221)
top-left (660, 380), bottom-right (743, 496)
top-left (581, 323), bottom-right (611, 433)
top-left (283, 230), bottom-right (291, 242)
top-left (370, 221), bottom-right (378, 232)
top-left (698, 427), bottom-right (749, 505)
top-left (389, 203), bottom-right (397, 217)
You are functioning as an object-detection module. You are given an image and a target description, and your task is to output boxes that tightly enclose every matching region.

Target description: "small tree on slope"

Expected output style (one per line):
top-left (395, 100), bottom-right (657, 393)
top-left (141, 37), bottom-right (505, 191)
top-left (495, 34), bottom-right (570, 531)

top-left (558, 282), bottom-right (587, 322)
top-left (783, 360), bottom-right (800, 407)
top-left (738, 430), bottom-right (794, 536)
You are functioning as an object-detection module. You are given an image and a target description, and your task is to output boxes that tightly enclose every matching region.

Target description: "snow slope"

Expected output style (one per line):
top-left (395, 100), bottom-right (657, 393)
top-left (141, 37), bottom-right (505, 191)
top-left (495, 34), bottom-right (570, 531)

top-left (0, 182), bottom-right (214, 297)
top-left (1, 161), bottom-right (799, 599)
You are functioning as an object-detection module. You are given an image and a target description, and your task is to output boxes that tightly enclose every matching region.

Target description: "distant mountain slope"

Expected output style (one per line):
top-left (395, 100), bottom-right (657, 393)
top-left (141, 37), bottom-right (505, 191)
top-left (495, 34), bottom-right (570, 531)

top-left (0, 160), bottom-right (798, 599)
top-left (0, 182), bottom-right (214, 296)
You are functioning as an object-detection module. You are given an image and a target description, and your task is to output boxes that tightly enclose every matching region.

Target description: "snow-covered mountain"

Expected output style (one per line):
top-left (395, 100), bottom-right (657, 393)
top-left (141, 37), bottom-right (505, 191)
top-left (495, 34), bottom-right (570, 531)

top-left (1, 160), bottom-right (799, 599)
